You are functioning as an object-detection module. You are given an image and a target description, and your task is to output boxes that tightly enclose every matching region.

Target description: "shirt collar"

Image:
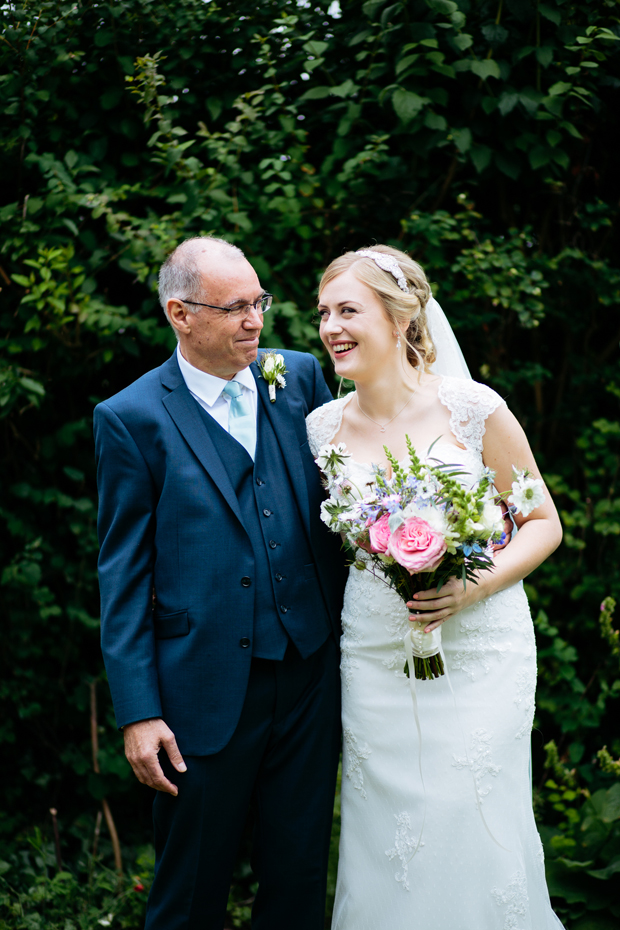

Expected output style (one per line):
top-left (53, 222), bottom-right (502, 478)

top-left (176, 345), bottom-right (256, 408)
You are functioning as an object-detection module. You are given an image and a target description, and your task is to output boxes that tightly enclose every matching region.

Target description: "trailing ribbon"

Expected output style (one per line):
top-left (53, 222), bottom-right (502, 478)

top-left (402, 629), bottom-right (511, 862)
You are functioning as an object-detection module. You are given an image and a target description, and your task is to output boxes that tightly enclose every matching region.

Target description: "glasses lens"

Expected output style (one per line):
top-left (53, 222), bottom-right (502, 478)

top-left (259, 295), bottom-right (272, 314)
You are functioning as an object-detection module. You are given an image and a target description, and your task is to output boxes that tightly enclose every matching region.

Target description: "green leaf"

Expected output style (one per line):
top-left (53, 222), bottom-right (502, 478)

top-left (539, 3), bottom-right (561, 25)
top-left (392, 88), bottom-right (429, 122)
top-left (452, 34), bottom-right (473, 52)
top-left (426, 0), bottom-right (458, 12)
top-left (396, 55), bottom-right (419, 75)
top-left (362, 0), bottom-right (387, 18)
top-left (452, 127), bottom-right (472, 153)
top-left (298, 86), bottom-right (331, 102)
top-left (536, 46), bottom-right (554, 68)
top-left (495, 151), bottom-right (521, 179)
top-left (470, 59), bottom-right (501, 81)
top-left (330, 79), bottom-right (359, 98)
top-left (587, 856), bottom-right (620, 881)
top-left (62, 218), bottom-right (79, 237)
top-left (482, 24), bottom-right (508, 44)
top-left (424, 111), bottom-right (447, 131)
top-left (11, 274), bottom-right (31, 288)
top-left (549, 81), bottom-right (571, 96)
top-left (470, 144), bottom-right (492, 173)
top-left (529, 145), bottom-right (552, 170)
top-left (19, 377), bottom-right (45, 397)
top-left (498, 91), bottom-right (519, 116)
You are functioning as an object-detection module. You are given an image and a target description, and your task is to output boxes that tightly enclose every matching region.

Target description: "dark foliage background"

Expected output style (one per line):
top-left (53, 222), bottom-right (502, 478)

top-left (1, 0), bottom-right (619, 926)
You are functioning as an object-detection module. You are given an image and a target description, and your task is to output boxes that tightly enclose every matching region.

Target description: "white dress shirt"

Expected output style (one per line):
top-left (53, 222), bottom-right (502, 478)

top-left (176, 345), bottom-right (258, 431)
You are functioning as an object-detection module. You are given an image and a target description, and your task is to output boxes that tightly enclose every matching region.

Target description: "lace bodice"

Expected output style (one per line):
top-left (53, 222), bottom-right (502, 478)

top-left (306, 377), bottom-right (505, 459)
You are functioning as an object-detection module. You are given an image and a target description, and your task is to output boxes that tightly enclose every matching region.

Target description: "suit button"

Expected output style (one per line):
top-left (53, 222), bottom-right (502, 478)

top-left (280, 605), bottom-right (288, 614)
top-left (269, 539), bottom-right (277, 549)
top-left (241, 577), bottom-right (251, 588)
top-left (275, 572), bottom-right (283, 582)
top-left (256, 478), bottom-right (265, 486)
top-left (263, 509), bottom-right (272, 517)
top-left (239, 637), bottom-right (251, 648)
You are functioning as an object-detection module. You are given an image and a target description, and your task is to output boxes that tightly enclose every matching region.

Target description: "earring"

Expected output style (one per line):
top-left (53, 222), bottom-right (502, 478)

top-left (396, 334), bottom-right (402, 350)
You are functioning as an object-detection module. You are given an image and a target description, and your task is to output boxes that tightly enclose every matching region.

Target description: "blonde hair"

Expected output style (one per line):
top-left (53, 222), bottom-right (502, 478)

top-left (318, 244), bottom-right (436, 371)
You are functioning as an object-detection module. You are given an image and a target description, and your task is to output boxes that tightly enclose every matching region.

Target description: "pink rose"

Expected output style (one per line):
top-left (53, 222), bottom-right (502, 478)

top-left (387, 517), bottom-right (446, 574)
top-left (368, 513), bottom-right (391, 553)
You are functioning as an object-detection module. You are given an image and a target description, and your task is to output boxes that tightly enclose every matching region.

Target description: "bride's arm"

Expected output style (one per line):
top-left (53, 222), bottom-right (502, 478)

top-left (409, 404), bottom-right (562, 631)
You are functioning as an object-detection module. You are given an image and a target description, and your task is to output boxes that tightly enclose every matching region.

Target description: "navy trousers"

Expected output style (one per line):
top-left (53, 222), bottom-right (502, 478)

top-left (145, 636), bottom-right (341, 930)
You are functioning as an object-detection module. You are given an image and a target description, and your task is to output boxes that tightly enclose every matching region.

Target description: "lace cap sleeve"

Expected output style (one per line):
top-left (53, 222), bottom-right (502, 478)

top-left (306, 396), bottom-right (351, 457)
top-left (437, 377), bottom-right (506, 454)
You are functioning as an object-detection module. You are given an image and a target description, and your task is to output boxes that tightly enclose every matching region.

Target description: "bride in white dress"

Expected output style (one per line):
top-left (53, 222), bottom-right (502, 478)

top-left (306, 245), bottom-right (564, 930)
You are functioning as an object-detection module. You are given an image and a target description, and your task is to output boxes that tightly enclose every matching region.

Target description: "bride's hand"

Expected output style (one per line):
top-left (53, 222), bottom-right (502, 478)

top-left (406, 577), bottom-right (483, 633)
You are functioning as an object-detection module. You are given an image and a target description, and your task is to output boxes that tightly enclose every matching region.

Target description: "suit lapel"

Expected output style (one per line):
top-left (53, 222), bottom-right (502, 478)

top-left (252, 361), bottom-right (312, 530)
top-left (160, 357), bottom-right (246, 530)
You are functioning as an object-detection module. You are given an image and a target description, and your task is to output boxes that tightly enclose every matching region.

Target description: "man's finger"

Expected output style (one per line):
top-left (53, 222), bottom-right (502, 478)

top-left (161, 733), bottom-right (187, 773)
top-left (138, 755), bottom-right (179, 795)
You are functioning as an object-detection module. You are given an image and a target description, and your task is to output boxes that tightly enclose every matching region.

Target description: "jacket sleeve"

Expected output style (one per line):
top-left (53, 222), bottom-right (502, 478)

top-left (94, 402), bottom-right (163, 729)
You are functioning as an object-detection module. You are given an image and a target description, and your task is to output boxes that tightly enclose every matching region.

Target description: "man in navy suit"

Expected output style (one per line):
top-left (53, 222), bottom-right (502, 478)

top-left (94, 237), bottom-right (346, 929)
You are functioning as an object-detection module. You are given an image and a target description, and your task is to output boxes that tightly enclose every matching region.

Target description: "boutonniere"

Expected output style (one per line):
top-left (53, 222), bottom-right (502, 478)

top-left (259, 351), bottom-right (288, 403)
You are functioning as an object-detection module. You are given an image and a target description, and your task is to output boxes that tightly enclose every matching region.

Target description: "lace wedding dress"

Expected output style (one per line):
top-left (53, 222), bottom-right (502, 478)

top-left (306, 378), bottom-right (563, 930)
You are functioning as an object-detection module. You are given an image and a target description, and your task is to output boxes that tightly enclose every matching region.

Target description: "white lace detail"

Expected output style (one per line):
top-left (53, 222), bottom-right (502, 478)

top-left (437, 377), bottom-right (505, 454)
top-left (452, 728), bottom-right (501, 803)
top-left (343, 727), bottom-right (372, 799)
top-left (451, 596), bottom-right (513, 680)
top-left (385, 812), bottom-right (423, 892)
top-left (491, 870), bottom-right (529, 930)
top-left (382, 595), bottom-right (410, 679)
top-left (514, 664), bottom-right (537, 740)
top-left (306, 395), bottom-right (352, 456)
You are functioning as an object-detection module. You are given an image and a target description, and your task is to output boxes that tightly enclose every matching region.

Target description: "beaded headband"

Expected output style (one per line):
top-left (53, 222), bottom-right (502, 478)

top-left (355, 249), bottom-right (409, 293)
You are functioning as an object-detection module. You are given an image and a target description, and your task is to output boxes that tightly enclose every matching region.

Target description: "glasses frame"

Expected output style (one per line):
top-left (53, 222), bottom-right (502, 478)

top-left (180, 294), bottom-right (272, 317)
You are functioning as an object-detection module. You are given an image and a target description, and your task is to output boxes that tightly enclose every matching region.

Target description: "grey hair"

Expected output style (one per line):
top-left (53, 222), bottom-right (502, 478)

top-left (158, 236), bottom-right (246, 325)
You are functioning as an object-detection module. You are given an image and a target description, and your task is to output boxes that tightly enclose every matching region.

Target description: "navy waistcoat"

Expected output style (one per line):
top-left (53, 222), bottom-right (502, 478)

top-left (195, 396), bottom-right (330, 660)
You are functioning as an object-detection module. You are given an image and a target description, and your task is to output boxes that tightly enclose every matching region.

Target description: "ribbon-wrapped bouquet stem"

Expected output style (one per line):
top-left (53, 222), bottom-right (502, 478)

top-left (317, 438), bottom-right (544, 681)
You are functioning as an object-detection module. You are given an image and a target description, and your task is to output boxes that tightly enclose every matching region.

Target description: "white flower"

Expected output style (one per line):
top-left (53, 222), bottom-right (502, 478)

top-left (275, 353), bottom-right (285, 366)
top-left (478, 500), bottom-right (505, 537)
top-left (316, 442), bottom-right (351, 475)
top-left (320, 499), bottom-right (336, 527)
top-left (263, 356), bottom-right (275, 374)
top-left (98, 916), bottom-right (114, 927)
top-left (509, 470), bottom-right (545, 517)
top-left (276, 373), bottom-right (286, 387)
top-left (402, 500), bottom-right (449, 536)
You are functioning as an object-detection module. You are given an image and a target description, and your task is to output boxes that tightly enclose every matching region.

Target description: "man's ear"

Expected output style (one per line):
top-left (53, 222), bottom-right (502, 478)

top-left (167, 299), bottom-right (192, 336)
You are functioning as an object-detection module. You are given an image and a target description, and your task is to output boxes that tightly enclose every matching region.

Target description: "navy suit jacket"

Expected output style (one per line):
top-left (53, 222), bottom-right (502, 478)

top-left (94, 350), bottom-right (346, 755)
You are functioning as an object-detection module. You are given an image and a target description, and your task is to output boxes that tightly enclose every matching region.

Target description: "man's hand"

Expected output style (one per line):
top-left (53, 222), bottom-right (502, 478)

top-left (123, 718), bottom-right (187, 796)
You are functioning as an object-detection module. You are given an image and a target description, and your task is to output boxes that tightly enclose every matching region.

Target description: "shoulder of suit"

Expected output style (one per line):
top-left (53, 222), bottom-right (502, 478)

top-left (95, 362), bottom-right (167, 415)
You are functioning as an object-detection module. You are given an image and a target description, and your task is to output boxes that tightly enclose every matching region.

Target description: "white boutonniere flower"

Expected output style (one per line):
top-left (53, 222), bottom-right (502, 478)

top-left (259, 351), bottom-right (288, 402)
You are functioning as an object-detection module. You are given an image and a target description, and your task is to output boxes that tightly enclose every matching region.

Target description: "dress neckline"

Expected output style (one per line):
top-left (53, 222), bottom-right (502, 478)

top-left (331, 390), bottom-right (469, 470)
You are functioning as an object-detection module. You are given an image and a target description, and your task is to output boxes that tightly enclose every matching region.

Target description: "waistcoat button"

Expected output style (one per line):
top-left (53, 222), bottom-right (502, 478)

top-left (256, 478), bottom-right (265, 486)
top-left (269, 539), bottom-right (277, 549)
top-left (280, 605), bottom-right (288, 613)
top-left (275, 572), bottom-right (283, 582)
top-left (263, 509), bottom-right (272, 517)
top-left (241, 577), bottom-right (251, 587)
top-left (239, 637), bottom-right (251, 648)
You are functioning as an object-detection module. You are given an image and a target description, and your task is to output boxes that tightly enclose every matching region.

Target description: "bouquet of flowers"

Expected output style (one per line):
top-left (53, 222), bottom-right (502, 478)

top-left (317, 438), bottom-right (544, 681)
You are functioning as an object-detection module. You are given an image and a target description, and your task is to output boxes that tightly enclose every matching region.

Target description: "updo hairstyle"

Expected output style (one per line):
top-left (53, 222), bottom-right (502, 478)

top-left (318, 244), bottom-right (436, 371)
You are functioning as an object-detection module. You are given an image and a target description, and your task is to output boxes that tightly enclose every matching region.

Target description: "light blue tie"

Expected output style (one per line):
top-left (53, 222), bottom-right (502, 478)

top-left (222, 380), bottom-right (256, 460)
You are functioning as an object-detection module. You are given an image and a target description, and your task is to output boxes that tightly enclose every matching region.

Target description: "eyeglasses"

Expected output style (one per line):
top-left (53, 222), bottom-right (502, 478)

top-left (181, 294), bottom-right (272, 319)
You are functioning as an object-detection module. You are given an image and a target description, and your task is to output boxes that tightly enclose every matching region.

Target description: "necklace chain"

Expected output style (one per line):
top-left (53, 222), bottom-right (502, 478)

top-left (355, 390), bottom-right (416, 433)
